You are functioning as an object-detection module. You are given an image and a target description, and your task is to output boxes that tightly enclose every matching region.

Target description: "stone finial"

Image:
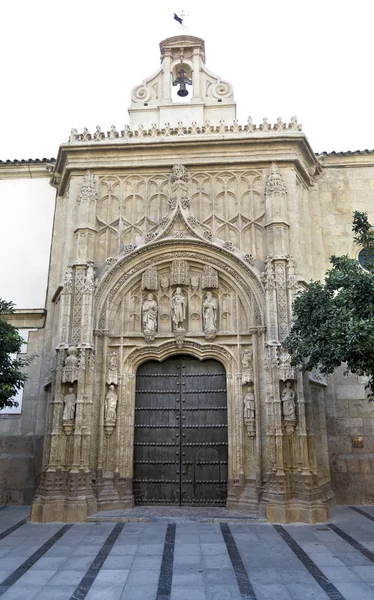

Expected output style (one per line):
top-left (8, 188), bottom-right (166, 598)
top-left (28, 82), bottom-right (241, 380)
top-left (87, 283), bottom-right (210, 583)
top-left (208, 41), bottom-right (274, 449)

top-left (265, 163), bottom-right (287, 198)
top-left (77, 171), bottom-right (98, 204)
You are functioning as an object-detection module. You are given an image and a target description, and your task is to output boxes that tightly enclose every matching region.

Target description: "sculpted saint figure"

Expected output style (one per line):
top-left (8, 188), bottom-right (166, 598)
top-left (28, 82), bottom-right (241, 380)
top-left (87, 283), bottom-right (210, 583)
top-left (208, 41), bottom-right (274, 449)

top-left (203, 292), bottom-right (217, 331)
top-left (62, 387), bottom-right (76, 421)
top-left (142, 294), bottom-right (158, 332)
top-left (282, 380), bottom-right (296, 421)
top-left (171, 287), bottom-right (187, 329)
top-left (105, 385), bottom-right (118, 422)
top-left (243, 384), bottom-right (255, 421)
top-left (65, 346), bottom-right (79, 367)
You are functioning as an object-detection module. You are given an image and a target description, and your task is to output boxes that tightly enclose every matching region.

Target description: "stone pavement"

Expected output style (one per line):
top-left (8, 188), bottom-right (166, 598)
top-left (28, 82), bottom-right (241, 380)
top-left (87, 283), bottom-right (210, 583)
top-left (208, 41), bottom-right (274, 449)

top-left (0, 505), bottom-right (374, 599)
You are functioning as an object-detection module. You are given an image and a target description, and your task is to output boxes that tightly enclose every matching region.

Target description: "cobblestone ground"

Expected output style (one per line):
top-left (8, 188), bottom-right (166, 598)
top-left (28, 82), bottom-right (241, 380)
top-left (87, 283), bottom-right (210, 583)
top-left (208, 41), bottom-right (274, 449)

top-left (0, 505), bottom-right (374, 599)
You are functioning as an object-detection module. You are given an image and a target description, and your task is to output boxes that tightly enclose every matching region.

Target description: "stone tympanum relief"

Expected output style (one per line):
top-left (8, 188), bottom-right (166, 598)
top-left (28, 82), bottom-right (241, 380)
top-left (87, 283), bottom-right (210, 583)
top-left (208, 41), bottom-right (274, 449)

top-left (104, 385), bottom-right (118, 436)
top-left (243, 383), bottom-right (256, 438)
top-left (107, 256), bottom-right (251, 338)
top-left (203, 292), bottom-right (218, 340)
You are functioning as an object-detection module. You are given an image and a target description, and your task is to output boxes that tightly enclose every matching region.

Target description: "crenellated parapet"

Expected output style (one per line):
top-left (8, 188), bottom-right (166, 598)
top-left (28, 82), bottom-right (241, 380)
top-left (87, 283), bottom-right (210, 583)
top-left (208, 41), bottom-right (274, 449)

top-left (67, 117), bottom-right (303, 144)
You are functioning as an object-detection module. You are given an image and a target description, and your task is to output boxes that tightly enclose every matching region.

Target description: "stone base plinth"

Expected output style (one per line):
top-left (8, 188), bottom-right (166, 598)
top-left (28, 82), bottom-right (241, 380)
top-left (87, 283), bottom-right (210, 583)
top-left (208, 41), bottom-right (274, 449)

top-left (266, 498), bottom-right (334, 524)
top-left (31, 494), bottom-right (98, 523)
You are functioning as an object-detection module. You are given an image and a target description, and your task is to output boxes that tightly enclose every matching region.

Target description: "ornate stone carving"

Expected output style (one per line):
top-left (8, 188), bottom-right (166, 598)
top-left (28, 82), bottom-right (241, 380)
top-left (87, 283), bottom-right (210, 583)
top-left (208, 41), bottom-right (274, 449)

top-left (243, 383), bottom-right (256, 438)
top-left (141, 266), bottom-right (158, 291)
top-left (77, 171), bottom-right (97, 204)
top-left (171, 259), bottom-right (189, 286)
top-left (174, 328), bottom-right (186, 349)
top-left (171, 287), bottom-right (187, 329)
top-left (265, 163), bottom-right (287, 198)
top-left (278, 348), bottom-right (295, 382)
top-left (145, 231), bottom-right (157, 243)
top-left (142, 294), bottom-right (158, 341)
top-left (180, 197), bottom-right (190, 209)
top-left (203, 292), bottom-right (217, 339)
top-left (241, 347), bottom-right (254, 384)
top-left (107, 351), bottom-right (119, 386)
top-left (190, 274), bottom-right (200, 290)
top-left (62, 346), bottom-right (79, 383)
top-left (244, 254), bottom-right (255, 265)
top-left (160, 275), bottom-right (170, 291)
top-left (104, 385), bottom-right (118, 435)
top-left (168, 197), bottom-right (177, 210)
top-left (105, 257), bottom-right (117, 271)
top-left (63, 265), bottom-right (73, 293)
top-left (85, 262), bottom-right (95, 292)
top-left (202, 266), bottom-right (218, 289)
top-left (223, 241), bottom-right (234, 252)
top-left (124, 244), bottom-right (137, 253)
top-left (170, 164), bottom-right (188, 183)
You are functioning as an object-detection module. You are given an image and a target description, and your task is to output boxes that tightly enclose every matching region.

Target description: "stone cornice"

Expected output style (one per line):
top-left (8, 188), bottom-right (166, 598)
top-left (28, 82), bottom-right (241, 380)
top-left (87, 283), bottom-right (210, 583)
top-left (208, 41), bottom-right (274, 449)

top-left (318, 151), bottom-right (374, 168)
top-left (0, 160), bottom-right (54, 180)
top-left (54, 131), bottom-right (319, 195)
top-left (1, 309), bottom-right (46, 328)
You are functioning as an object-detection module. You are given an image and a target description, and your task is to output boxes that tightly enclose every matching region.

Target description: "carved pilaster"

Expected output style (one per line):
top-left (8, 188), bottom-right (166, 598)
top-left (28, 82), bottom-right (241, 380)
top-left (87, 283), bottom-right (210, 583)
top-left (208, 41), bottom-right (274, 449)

top-left (262, 257), bottom-right (278, 343)
top-left (264, 163), bottom-right (289, 257)
top-left (48, 350), bottom-right (65, 470)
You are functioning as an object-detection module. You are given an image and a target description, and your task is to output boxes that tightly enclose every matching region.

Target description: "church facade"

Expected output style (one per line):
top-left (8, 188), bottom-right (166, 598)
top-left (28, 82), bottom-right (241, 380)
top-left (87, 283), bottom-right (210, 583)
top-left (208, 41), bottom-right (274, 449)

top-left (2, 35), bottom-right (374, 523)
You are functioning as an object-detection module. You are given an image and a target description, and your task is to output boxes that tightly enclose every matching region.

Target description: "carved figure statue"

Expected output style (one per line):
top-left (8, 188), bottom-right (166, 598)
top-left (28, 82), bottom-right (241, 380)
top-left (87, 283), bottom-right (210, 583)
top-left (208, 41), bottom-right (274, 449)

top-left (171, 287), bottom-right (187, 329)
top-left (65, 346), bottom-right (78, 367)
top-left (203, 292), bottom-right (217, 331)
top-left (62, 388), bottom-right (77, 422)
top-left (282, 380), bottom-right (296, 421)
top-left (242, 347), bottom-right (253, 370)
top-left (243, 384), bottom-right (255, 421)
top-left (142, 294), bottom-right (158, 333)
top-left (107, 351), bottom-right (119, 386)
top-left (105, 385), bottom-right (118, 423)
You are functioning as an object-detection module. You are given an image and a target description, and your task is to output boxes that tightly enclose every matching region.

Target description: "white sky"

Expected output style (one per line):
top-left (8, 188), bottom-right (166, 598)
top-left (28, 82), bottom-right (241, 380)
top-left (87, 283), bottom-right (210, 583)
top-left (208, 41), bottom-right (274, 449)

top-left (0, 0), bottom-right (373, 159)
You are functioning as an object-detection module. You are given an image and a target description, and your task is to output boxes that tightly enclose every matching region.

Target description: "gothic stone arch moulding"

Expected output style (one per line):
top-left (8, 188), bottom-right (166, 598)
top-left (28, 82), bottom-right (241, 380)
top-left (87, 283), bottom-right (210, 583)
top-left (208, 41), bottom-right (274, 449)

top-left (93, 240), bottom-right (266, 511)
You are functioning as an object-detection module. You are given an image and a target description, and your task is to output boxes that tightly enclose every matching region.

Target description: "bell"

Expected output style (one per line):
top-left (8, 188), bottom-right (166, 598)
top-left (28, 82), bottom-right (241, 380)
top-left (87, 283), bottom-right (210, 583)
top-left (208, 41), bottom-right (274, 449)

top-left (173, 68), bottom-right (192, 98)
top-left (177, 86), bottom-right (188, 98)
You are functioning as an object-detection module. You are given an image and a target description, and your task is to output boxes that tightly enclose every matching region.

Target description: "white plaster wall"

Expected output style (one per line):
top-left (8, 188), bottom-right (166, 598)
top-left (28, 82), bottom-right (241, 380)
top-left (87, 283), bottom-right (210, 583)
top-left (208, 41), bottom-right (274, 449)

top-left (0, 178), bottom-right (55, 308)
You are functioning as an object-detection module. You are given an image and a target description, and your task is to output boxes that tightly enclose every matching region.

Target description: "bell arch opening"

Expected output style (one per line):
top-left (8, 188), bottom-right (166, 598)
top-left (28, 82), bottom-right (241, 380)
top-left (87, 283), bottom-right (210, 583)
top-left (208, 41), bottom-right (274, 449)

top-left (133, 354), bottom-right (228, 506)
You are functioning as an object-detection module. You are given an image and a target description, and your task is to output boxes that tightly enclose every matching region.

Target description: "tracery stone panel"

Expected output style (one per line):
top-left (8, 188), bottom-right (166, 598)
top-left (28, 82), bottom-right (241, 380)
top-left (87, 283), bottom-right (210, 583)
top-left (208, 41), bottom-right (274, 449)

top-left (95, 169), bottom-right (266, 267)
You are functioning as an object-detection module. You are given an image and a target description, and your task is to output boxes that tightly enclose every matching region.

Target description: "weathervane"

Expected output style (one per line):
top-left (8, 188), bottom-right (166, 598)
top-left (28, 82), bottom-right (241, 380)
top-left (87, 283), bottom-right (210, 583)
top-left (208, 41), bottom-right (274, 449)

top-left (173, 10), bottom-right (187, 31)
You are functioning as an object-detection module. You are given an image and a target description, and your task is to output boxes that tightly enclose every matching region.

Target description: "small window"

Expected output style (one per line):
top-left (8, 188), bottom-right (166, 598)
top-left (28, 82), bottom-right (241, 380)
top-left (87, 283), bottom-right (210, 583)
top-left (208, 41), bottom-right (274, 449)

top-left (358, 248), bottom-right (374, 271)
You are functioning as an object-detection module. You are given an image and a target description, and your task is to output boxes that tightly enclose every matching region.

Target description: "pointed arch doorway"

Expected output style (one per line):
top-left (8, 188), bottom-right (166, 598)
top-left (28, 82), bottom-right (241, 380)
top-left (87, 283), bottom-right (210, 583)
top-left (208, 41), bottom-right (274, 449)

top-left (134, 355), bottom-right (228, 506)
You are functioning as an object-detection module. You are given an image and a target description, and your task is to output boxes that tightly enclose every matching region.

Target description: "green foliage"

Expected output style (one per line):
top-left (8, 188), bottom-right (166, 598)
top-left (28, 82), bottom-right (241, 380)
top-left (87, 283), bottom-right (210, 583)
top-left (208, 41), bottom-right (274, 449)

top-left (284, 212), bottom-right (374, 400)
top-left (0, 299), bottom-right (33, 409)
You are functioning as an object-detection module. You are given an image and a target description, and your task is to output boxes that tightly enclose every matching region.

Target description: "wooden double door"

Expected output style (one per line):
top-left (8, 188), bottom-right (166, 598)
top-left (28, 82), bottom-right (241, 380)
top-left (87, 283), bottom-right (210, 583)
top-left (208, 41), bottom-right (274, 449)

top-left (134, 355), bottom-right (228, 506)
